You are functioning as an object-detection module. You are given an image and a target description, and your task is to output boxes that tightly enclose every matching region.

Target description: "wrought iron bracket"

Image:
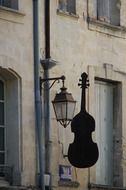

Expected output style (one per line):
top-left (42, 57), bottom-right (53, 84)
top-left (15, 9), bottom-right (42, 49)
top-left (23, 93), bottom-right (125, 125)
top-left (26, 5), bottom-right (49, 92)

top-left (40, 75), bottom-right (65, 90)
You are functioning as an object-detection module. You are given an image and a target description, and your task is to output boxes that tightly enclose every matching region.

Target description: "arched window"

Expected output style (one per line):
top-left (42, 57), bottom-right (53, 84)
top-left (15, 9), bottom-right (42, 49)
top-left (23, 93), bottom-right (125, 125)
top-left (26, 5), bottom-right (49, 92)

top-left (0, 69), bottom-right (21, 185)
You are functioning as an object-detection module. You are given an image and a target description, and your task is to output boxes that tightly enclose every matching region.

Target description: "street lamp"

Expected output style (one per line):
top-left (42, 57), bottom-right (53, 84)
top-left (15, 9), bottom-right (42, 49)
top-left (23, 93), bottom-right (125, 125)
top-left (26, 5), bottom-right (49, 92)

top-left (40, 75), bottom-right (76, 128)
top-left (52, 77), bottom-right (76, 128)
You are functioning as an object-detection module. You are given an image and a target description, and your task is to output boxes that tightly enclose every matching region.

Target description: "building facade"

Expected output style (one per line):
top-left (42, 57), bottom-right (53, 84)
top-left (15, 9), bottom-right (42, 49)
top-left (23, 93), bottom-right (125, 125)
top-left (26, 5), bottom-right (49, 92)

top-left (0, 0), bottom-right (36, 187)
top-left (0, 0), bottom-right (126, 190)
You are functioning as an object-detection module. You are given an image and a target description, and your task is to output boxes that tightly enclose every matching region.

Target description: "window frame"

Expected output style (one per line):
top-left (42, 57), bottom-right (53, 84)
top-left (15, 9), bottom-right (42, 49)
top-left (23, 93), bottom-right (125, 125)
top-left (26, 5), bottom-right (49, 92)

top-left (94, 79), bottom-right (122, 186)
top-left (88, 64), bottom-right (124, 188)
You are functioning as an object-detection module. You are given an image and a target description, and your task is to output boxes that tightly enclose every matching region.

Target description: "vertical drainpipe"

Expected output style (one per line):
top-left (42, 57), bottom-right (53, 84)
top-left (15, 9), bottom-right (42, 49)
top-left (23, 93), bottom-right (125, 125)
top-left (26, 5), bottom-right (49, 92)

top-left (33, 0), bottom-right (45, 189)
top-left (44, 0), bottom-right (52, 189)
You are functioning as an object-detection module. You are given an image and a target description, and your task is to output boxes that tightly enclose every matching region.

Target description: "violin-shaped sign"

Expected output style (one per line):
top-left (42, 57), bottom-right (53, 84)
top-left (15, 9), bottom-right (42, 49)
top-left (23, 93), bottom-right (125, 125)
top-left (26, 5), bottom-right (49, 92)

top-left (68, 73), bottom-right (99, 168)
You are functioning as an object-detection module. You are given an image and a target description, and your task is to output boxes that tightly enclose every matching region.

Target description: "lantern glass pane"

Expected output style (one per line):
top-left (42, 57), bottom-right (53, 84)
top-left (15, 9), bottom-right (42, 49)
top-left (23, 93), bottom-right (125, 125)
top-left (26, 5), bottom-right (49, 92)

top-left (53, 102), bottom-right (67, 120)
top-left (67, 102), bottom-right (76, 120)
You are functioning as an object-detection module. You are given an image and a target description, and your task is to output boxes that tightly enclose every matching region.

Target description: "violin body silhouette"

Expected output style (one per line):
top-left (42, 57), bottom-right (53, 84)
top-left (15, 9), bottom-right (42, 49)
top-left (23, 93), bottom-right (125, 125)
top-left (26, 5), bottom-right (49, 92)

top-left (68, 73), bottom-right (99, 168)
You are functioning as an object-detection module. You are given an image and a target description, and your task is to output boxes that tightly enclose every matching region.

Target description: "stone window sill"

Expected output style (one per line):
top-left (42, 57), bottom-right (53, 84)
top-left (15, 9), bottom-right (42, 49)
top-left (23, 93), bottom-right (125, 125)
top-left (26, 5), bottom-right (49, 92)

top-left (87, 17), bottom-right (126, 39)
top-left (89, 183), bottom-right (126, 190)
top-left (57, 9), bottom-right (79, 20)
top-left (0, 6), bottom-right (25, 16)
top-left (58, 180), bottom-right (80, 188)
top-left (0, 6), bottom-right (25, 23)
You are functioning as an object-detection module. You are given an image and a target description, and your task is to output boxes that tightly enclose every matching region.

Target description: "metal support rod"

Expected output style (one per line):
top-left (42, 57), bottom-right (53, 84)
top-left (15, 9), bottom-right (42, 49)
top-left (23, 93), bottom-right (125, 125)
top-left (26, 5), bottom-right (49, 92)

top-left (40, 75), bottom-right (65, 83)
top-left (43, 69), bottom-right (51, 189)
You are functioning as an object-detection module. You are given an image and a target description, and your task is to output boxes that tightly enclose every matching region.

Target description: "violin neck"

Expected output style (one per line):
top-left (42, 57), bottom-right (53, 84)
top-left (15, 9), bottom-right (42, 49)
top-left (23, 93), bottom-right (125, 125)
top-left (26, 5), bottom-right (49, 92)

top-left (81, 87), bottom-right (86, 112)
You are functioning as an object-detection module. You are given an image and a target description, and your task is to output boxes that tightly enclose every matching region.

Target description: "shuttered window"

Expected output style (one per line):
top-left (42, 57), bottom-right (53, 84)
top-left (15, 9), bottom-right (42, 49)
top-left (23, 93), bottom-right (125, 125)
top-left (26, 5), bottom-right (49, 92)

top-left (0, 0), bottom-right (18, 10)
top-left (97, 0), bottom-right (110, 23)
top-left (97, 0), bottom-right (120, 26)
top-left (59, 0), bottom-right (76, 14)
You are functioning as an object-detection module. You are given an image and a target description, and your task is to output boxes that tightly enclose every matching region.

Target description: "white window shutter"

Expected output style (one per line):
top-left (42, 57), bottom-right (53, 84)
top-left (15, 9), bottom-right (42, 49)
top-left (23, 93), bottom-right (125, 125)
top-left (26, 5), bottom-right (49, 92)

top-left (88, 0), bottom-right (97, 19)
top-left (59, 0), bottom-right (67, 11)
top-left (1, 0), bottom-right (18, 10)
top-left (97, 0), bottom-right (110, 23)
top-left (95, 82), bottom-right (113, 186)
top-left (67, 0), bottom-right (76, 14)
top-left (11, 0), bottom-right (18, 9)
top-left (3, 0), bottom-right (11, 7)
top-left (110, 0), bottom-right (120, 26)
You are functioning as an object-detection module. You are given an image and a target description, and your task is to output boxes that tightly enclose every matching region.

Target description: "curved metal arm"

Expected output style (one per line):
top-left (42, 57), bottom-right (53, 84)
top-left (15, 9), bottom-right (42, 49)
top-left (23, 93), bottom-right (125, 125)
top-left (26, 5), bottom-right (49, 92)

top-left (40, 75), bottom-right (66, 90)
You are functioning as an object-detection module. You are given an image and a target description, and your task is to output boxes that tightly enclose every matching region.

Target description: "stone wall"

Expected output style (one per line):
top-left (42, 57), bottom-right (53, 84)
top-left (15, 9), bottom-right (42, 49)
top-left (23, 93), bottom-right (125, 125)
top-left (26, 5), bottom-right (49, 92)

top-left (48, 0), bottom-right (126, 190)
